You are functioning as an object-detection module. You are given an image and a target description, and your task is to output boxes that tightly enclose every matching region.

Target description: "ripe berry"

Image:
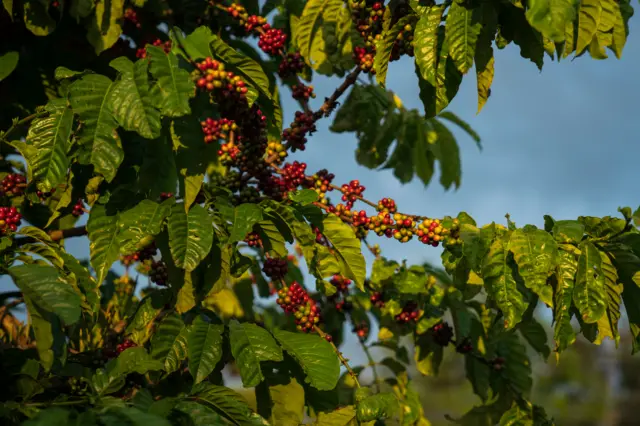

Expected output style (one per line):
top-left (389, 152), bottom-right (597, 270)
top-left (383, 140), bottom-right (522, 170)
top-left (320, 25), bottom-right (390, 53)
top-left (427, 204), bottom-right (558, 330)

top-left (0, 206), bottom-right (21, 234)
top-left (370, 292), bottom-right (384, 308)
top-left (330, 275), bottom-right (352, 293)
top-left (291, 84), bottom-right (315, 101)
top-left (245, 15), bottom-right (267, 31)
top-left (282, 112), bottom-right (316, 152)
top-left (395, 302), bottom-right (420, 324)
top-left (354, 46), bottom-right (375, 74)
top-left (335, 299), bottom-right (353, 313)
top-left (491, 356), bottom-right (506, 371)
top-left (1, 173), bottom-right (26, 196)
top-left (278, 52), bottom-right (305, 78)
top-left (160, 192), bottom-right (174, 201)
top-left (245, 231), bottom-right (262, 247)
top-left (262, 257), bottom-right (288, 280)
top-left (276, 282), bottom-right (320, 332)
top-left (136, 39), bottom-right (172, 59)
top-left (116, 339), bottom-right (136, 354)
top-left (227, 3), bottom-right (249, 26)
top-left (377, 198), bottom-right (397, 213)
top-left (340, 180), bottom-right (365, 210)
top-left (72, 199), bottom-right (85, 217)
top-left (353, 322), bottom-right (369, 340)
top-left (149, 260), bottom-right (168, 286)
top-left (37, 188), bottom-right (56, 201)
top-left (124, 7), bottom-right (141, 28)
top-left (431, 322), bottom-right (454, 346)
top-left (201, 117), bottom-right (237, 145)
top-left (324, 334), bottom-right (333, 342)
top-left (456, 338), bottom-right (473, 354)
top-left (417, 218), bottom-right (446, 247)
top-left (258, 28), bottom-right (287, 55)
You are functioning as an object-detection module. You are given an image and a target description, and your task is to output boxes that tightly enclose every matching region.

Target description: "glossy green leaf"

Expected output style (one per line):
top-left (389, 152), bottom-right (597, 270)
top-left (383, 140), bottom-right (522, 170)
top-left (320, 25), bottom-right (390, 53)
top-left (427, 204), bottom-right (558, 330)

top-left (553, 250), bottom-right (577, 352)
top-left (482, 236), bottom-right (528, 330)
top-left (92, 347), bottom-right (164, 395)
top-left (87, 205), bottom-right (120, 285)
top-left (508, 226), bottom-right (557, 306)
top-left (188, 317), bottom-right (224, 385)
top-left (356, 393), bottom-right (399, 422)
top-left (273, 329), bottom-right (340, 391)
top-left (552, 220), bottom-right (584, 243)
top-left (314, 406), bottom-right (356, 425)
top-left (594, 251), bottom-right (622, 345)
top-left (23, 0), bottom-right (55, 35)
top-left (374, 15), bottom-right (417, 87)
top-left (297, 0), bottom-right (330, 66)
top-left (321, 214), bottom-right (366, 290)
top-left (99, 407), bottom-right (171, 426)
top-left (109, 57), bottom-right (162, 139)
top-left (288, 189), bottom-right (319, 205)
top-left (0, 51), bottom-right (19, 82)
top-left (151, 314), bottom-right (190, 374)
top-left (576, 0), bottom-right (601, 55)
top-left (269, 378), bottom-right (305, 426)
top-left (229, 320), bottom-right (283, 387)
top-left (496, 332), bottom-right (533, 394)
top-left (148, 47), bottom-right (195, 117)
top-left (228, 204), bottom-right (264, 244)
top-left (87, 0), bottom-right (124, 54)
top-left (573, 241), bottom-right (606, 323)
top-left (24, 297), bottom-right (65, 371)
top-left (414, 6), bottom-right (445, 86)
top-left (117, 200), bottom-right (171, 255)
top-left (518, 318), bottom-right (551, 358)
top-left (445, 2), bottom-right (483, 74)
top-left (26, 103), bottom-right (74, 193)
top-left (168, 204), bottom-right (214, 271)
top-left (526, 0), bottom-right (577, 42)
top-left (171, 26), bottom-right (214, 61)
top-left (69, 74), bottom-right (123, 182)
top-left (190, 383), bottom-right (268, 425)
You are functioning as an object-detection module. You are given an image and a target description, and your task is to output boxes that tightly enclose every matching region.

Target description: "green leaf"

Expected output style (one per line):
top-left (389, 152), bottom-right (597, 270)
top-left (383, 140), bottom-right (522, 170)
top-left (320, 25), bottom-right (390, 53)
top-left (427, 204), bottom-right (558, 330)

top-left (2, 0), bottom-right (12, 20)
top-left (168, 204), bottom-right (214, 271)
top-left (24, 297), bottom-right (66, 371)
top-left (498, 404), bottom-right (530, 425)
top-left (110, 57), bottom-right (162, 139)
top-left (414, 6), bottom-right (445, 86)
top-left (525, 0), bottom-right (577, 42)
top-left (269, 378), bottom-right (305, 426)
top-left (356, 393), bottom-right (399, 422)
top-left (475, 33), bottom-right (494, 114)
top-left (445, 2), bottom-right (483, 74)
top-left (229, 321), bottom-right (283, 388)
top-left (188, 317), bottom-right (224, 385)
top-left (93, 347), bottom-right (164, 395)
top-left (518, 318), bottom-right (551, 358)
top-left (576, 0), bottom-right (601, 55)
top-left (438, 111), bottom-right (481, 148)
top-left (228, 204), bottom-right (264, 244)
top-left (87, 0), bottom-right (124, 54)
top-left (209, 35), bottom-right (272, 101)
top-left (552, 220), bottom-right (584, 243)
top-left (273, 329), bottom-right (340, 391)
top-left (553, 250), bottom-right (577, 352)
top-left (117, 200), bottom-right (171, 255)
top-left (10, 264), bottom-right (81, 325)
top-left (430, 119), bottom-right (462, 190)
top-left (99, 407), bottom-right (172, 426)
top-left (69, 74), bottom-right (123, 182)
top-left (482, 236), bottom-right (528, 330)
top-left (573, 241), bottom-right (606, 323)
top-left (288, 189), bottom-right (319, 205)
top-left (297, 0), bottom-right (330, 66)
top-left (87, 205), bottom-right (120, 285)
top-left (257, 218), bottom-right (288, 257)
top-left (171, 26), bottom-right (214, 61)
top-left (151, 314), bottom-right (190, 374)
top-left (69, 0), bottom-right (95, 20)
top-left (315, 406), bottom-right (356, 425)
top-left (374, 15), bottom-right (417, 87)
top-left (23, 0), bottom-right (55, 35)
top-left (321, 215), bottom-right (366, 290)
top-left (190, 383), bottom-right (268, 425)
top-left (148, 47), bottom-right (195, 117)
top-left (26, 104), bottom-right (74, 193)
top-left (594, 251), bottom-right (622, 345)
top-left (508, 226), bottom-right (557, 306)
top-left (0, 51), bottom-right (19, 82)
top-left (496, 332), bottom-right (533, 394)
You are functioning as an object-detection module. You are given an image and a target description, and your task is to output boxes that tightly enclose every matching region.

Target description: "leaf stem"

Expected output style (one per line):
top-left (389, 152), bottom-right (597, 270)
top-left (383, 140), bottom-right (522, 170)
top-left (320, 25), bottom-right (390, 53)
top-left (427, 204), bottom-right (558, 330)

top-left (0, 111), bottom-right (46, 143)
top-left (359, 338), bottom-right (381, 392)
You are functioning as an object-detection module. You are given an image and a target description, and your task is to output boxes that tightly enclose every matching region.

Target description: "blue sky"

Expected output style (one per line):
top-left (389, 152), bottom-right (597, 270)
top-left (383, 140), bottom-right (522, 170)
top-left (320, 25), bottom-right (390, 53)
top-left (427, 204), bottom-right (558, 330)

top-left (3, 20), bottom-right (639, 382)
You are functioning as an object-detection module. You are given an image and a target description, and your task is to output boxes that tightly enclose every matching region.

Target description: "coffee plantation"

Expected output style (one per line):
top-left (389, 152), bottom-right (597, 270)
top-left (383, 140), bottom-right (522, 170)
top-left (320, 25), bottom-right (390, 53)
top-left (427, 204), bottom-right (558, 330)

top-left (0, 0), bottom-right (637, 424)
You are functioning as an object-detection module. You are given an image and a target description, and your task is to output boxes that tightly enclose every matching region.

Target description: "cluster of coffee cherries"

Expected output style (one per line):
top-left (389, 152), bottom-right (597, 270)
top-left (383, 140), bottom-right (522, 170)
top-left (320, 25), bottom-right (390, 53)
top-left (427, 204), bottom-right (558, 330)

top-left (353, 46), bottom-right (376, 74)
top-left (416, 218), bottom-right (447, 247)
top-left (456, 338), bottom-right (473, 354)
top-left (124, 7), bottom-right (141, 28)
top-left (0, 207), bottom-right (21, 234)
top-left (266, 140), bottom-right (288, 163)
top-left (390, 24), bottom-right (415, 61)
top-left (279, 161), bottom-right (308, 195)
top-left (226, 3), bottom-right (249, 26)
top-left (262, 257), bottom-right (288, 280)
top-left (353, 322), bottom-right (369, 340)
top-left (306, 169), bottom-right (335, 204)
top-left (160, 192), bottom-right (174, 201)
top-left (201, 117), bottom-right (237, 145)
top-left (291, 84), bottom-right (315, 101)
top-left (149, 260), bottom-right (168, 286)
top-left (278, 52), bottom-right (305, 78)
top-left (282, 112), bottom-right (317, 152)
top-left (1, 173), bottom-right (25, 197)
top-left (330, 274), bottom-right (352, 293)
top-left (276, 282), bottom-right (321, 332)
top-left (340, 180), bottom-right (366, 209)
top-left (258, 28), bottom-right (287, 55)
top-left (491, 356), bottom-right (506, 371)
top-left (121, 243), bottom-right (156, 267)
top-left (368, 212), bottom-right (395, 238)
top-left (136, 39), bottom-right (172, 59)
top-left (370, 291), bottom-right (385, 308)
top-left (245, 231), bottom-right (262, 247)
top-left (196, 58), bottom-right (249, 99)
top-left (431, 322), bottom-right (454, 346)
top-left (36, 188), bottom-right (55, 201)
top-left (235, 186), bottom-right (261, 205)
top-left (116, 339), bottom-right (136, 354)
top-left (377, 197), bottom-right (397, 213)
top-left (392, 214), bottom-right (416, 243)
top-left (72, 199), bottom-right (85, 217)
top-left (245, 15), bottom-right (267, 31)
top-left (395, 302), bottom-right (420, 324)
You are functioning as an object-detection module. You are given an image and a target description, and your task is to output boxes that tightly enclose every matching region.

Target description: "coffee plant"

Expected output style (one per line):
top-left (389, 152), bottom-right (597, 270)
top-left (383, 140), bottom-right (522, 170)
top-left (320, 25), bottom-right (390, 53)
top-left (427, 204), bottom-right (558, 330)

top-left (0, 0), bottom-right (637, 424)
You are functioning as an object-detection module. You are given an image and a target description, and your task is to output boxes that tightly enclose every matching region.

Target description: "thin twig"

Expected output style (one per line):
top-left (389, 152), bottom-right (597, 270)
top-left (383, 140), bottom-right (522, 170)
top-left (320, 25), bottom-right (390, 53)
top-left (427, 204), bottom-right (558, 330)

top-left (314, 325), bottom-right (362, 389)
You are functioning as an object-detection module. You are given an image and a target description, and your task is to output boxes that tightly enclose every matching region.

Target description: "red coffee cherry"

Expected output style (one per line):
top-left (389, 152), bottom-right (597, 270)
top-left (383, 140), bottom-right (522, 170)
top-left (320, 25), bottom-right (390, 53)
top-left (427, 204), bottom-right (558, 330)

top-left (0, 206), bottom-right (21, 234)
top-left (258, 28), bottom-right (287, 55)
top-left (1, 173), bottom-right (26, 197)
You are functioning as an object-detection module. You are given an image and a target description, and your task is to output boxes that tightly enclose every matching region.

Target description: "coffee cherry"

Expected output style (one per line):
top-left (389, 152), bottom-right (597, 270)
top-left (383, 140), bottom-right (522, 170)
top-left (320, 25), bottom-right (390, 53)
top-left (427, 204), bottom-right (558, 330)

top-left (136, 39), bottom-right (172, 58)
top-left (353, 322), bottom-right (369, 340)
top-left (276, 282), bottom-right (320, 332)
top-left (395, 302), bottom-right (420, 324)
top-left (160, 192), bottom-right (174, 201)
top-left (245, 231), bottom-right (262, 247)
top-left (456, 338), bottom-right (473, 354)
top-left (37, 188), bottom-right (56, 201)
top-left (124, 7), bottom-right (141, 28)
top-left (245, 15), bottom-right (267, 31)
top-left (262, 257), bottom-right (288, 280)
top-left (340, 180), bottom-right (365, 210)
top-left (72, 199), bottom-right (85, 217)
top-left (491, 356), bottom-right (506, 371)
top-left (376, 198), bottom-right (397, 213)
top-left (116, 339), bottom-right (136, 354)
top-left (335, 299), bottom-right (353, 313)
top-left (282, 111), bottom-right (316, 152)
top-left (201, 117), bottom-right (237, 144)
top-left (278, 52), bottom-right (305, 78)
top-left (417, 218), bottom-right (445, 247)
top-left (370, 291), bottom-right (385, 308)
top-left (227, 3), bottom-right (249, 25)
top-left (1, 173), bottom-right (26, 196)
top-left (258, 28), bottom-right (286, 55)
top-left (0, 206), bottom-right (21, 234)
top-left (354, 46), bottom-right (375, 74)
top-left (330, 275), bottom-right (352, 293)
top-left (431, 322), bottom-right (454, 346)
top-left (291, 84), bottom-right (315, 101)
top-left (324, 334), bottom-right (333, 342)
top-left (149, 260), bottom-right (168, 286)
top-left (305, 169), bottom-right (334, 203)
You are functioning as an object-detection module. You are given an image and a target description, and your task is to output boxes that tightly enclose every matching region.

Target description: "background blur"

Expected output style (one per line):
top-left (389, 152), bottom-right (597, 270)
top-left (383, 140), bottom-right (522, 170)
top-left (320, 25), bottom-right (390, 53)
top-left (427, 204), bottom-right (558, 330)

top-left (3, 9), bottom-right (640, 426)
